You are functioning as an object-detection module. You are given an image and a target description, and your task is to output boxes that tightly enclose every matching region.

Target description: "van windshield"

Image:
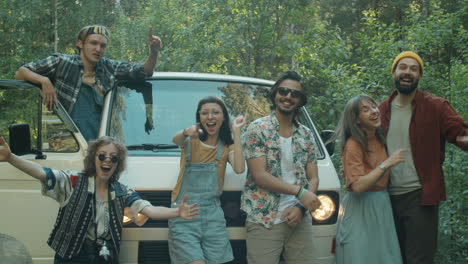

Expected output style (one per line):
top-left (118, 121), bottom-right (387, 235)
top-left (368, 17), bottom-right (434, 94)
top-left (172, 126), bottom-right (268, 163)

top-left (108, 79), bottom-right (324, 158)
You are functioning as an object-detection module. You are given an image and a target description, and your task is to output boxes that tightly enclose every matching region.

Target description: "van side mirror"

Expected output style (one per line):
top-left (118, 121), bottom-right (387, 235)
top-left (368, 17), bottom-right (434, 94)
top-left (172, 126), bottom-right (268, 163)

top-left (9, 123), bottom-right (32, 155)
top-left (8, 123), bottom-right (46, 159)
top-left (320, 130), bottom-right (335, 156)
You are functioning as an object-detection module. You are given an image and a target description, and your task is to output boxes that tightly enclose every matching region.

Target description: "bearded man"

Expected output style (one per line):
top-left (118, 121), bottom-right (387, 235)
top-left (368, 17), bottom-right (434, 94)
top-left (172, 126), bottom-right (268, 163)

top-left (379, 51), bottom-right (468, 264)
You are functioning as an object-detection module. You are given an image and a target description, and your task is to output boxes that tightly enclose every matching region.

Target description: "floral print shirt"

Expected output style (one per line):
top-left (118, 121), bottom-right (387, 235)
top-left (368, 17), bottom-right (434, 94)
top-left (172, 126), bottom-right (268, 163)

top-left (241, 112), bottom-right (319, 228)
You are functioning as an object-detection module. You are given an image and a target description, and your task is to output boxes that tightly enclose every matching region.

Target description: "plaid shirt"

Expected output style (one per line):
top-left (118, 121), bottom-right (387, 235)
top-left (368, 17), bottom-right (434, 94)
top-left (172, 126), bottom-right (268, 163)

top-left (23, 53), bottom-right (147, 113)
top-left (241, 112), bottom-right (319, 228)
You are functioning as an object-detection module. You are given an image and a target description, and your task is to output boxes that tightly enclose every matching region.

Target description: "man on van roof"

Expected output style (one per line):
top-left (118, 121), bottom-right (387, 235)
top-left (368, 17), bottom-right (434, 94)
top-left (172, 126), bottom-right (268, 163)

top-left (241, 70), bottom-right (321, 263)
top-left (15, 25), bottom-right (162, 141)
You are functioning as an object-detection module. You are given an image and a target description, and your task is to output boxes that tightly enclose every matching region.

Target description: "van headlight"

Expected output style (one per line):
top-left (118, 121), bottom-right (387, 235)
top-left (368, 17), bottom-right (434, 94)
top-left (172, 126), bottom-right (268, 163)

top-left (123, 215), bottom-right (132, 225)
top-left (311, 194), bottom-right (336, 222)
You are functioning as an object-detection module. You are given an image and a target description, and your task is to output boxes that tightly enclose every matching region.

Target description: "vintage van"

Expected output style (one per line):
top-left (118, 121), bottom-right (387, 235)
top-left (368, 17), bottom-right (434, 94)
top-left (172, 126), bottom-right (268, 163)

top-left (0, 72), bottom-right (340, 263)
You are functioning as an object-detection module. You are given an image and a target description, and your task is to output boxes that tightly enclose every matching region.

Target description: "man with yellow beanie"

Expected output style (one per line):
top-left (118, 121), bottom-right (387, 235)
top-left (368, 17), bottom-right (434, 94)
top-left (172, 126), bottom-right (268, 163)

top-left (379, 51), bottom-right (468, 264)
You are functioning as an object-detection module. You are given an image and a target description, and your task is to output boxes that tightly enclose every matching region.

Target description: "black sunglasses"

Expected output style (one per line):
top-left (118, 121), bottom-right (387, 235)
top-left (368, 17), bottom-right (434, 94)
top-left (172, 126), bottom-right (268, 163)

top-left (277, 87), bottom-right (304, 99)
top-left (97, 154), bottom-right (119, 164)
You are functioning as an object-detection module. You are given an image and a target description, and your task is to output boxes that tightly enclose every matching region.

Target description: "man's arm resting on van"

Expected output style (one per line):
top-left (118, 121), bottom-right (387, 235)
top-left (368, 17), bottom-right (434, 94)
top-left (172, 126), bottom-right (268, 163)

top-left (140, 194), bottom-right (199, 220)
top-left (0, 137), bottom-right (46, 183)
top-left (15, 66), bottom-right (57, 110)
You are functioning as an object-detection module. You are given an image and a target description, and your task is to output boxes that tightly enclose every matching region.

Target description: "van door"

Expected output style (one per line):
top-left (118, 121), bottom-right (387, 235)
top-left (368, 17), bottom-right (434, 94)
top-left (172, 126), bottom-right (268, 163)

top-left (0, 82), bottom-right (86, 263)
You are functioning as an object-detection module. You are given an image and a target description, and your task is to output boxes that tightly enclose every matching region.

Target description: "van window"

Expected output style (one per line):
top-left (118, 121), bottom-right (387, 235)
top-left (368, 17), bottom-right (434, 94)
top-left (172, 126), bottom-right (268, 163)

top-left (41, 107), bottom-right (79, 152)
top-left (0, 89), bottom-right (39, 147)
top-left (109, 79), bottom-right (325, 158)
top-left (0, 88), bottom-right (79, 152)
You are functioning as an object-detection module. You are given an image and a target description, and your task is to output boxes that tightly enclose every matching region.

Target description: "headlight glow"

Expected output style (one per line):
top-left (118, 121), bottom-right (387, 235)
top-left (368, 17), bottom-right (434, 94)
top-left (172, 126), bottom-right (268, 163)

top-left (123, 215), bottom-right (132, 225)
top-left (311, 194), bottom-right (336, 222)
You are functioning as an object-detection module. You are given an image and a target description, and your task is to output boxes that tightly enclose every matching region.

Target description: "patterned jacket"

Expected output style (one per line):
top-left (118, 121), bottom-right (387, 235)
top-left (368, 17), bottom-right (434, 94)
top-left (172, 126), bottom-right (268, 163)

top-left (42, 168), bottom-right (145, 259)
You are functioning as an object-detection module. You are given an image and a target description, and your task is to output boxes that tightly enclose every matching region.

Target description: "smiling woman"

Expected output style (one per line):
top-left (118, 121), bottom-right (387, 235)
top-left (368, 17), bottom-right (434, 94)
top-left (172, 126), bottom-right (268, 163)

top-left (169, 96), bottom-right (247, 264)
top-left (333, 95), bottom-right (406, 264)
top-left (0, 135), bottom-right (198, 263)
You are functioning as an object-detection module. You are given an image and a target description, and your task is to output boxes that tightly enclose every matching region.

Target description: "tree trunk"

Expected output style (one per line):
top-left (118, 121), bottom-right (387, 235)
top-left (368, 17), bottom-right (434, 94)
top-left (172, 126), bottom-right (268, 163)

top-left (422, 0), bottom-right (429, 17)
top-left (54, 0), bottom-right (58, 52)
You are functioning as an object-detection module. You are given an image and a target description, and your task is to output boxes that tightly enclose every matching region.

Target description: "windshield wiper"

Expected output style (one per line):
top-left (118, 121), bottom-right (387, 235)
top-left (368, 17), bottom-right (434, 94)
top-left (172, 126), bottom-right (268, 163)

top-left (126, 144), bottom-right (179, 151)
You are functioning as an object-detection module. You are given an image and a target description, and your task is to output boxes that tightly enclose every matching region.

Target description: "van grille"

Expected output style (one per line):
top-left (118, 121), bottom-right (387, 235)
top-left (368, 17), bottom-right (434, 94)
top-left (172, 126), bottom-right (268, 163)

top-left (138, 240), bottom-right (247, 264)
top-left (127, 190), bottom-right (339, 227)
top-left (126, 191), bottom-right (246, 228)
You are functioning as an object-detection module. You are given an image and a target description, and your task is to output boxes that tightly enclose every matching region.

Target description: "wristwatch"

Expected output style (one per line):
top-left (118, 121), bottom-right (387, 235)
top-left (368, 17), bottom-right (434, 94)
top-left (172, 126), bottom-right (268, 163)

top-left (378, 163), bottom-right (387, 171)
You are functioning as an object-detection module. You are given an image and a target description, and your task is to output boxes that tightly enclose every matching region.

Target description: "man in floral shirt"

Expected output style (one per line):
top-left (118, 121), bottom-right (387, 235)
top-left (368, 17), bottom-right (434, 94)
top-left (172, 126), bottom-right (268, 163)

top-left (242, 70), bottom-right (321, 264)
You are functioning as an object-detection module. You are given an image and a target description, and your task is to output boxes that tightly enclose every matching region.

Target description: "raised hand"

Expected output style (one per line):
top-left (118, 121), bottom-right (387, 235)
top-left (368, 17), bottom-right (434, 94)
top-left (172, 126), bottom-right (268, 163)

top-left (148, 27), bottom-right (163, 55)
top-left (0, 136), bottom-right (12, 162)
top-left (178, 194), bottom-right (199, 220)
top-left (232, 114), bottom-right (247, 132)
top-left (184, 123), bottom-right (204, 138)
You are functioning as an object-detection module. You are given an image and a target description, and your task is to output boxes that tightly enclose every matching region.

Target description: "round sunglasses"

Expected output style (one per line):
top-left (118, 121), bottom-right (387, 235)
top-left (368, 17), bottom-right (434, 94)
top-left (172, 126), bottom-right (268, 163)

top-left (97, 154), bottom-right (119, 164)
top-left (277, 87), bottom-right (304, 99)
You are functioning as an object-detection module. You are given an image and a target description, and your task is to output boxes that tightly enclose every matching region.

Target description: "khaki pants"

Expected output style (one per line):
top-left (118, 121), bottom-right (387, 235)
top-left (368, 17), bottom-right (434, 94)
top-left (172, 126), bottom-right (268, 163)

top-left (246, 214), bottom-right (315, 264)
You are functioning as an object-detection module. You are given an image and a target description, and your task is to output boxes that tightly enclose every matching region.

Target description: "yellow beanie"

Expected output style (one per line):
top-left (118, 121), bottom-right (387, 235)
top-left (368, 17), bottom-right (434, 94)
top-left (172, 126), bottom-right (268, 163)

top-left (391, 51), bottom-right (424, 76)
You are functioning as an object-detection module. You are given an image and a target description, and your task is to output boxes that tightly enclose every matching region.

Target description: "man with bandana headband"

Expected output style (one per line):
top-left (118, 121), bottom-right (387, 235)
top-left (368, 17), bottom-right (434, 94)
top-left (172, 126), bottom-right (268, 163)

top-left (379, 51), bottom-right (468, 264)
top-left (15, 25), bottom-right (162, 141)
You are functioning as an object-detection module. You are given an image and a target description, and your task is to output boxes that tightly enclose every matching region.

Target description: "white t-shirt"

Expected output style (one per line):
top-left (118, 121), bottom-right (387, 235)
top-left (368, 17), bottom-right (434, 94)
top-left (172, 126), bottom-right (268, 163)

top-left (273, 136), bottom-right (299, 224)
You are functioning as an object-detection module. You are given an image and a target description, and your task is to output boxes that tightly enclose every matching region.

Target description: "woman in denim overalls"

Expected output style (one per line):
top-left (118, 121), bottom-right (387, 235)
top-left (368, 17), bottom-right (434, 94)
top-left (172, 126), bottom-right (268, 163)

top-left (169, 96), bottom-right (246, 264)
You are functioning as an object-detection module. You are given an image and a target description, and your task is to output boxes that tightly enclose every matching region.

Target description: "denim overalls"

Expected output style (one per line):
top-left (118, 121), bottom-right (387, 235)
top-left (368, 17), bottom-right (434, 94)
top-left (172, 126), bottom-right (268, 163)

top-left (168, 139), bottom-right (233, 264)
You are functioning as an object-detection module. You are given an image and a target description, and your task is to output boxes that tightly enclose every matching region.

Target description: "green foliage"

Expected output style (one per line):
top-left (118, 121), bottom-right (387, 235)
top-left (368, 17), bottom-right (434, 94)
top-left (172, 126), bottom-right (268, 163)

top-left (438, 145), bottom-right (468, 263)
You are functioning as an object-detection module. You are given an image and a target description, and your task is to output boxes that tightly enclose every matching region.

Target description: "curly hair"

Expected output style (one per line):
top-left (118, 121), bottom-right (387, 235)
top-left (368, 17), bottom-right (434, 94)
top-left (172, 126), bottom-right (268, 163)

top-left (196, 96), bottom-right (234, 146)
top-left (82, 136), bottom-right (128, 182)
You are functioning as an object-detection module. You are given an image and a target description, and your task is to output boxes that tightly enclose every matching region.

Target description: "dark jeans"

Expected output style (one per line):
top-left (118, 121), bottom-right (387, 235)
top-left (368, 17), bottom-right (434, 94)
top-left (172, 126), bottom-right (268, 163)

top-left (390, 189), bottom-right (438, 264)
top-left (53, 239), bottom-right (117, 264)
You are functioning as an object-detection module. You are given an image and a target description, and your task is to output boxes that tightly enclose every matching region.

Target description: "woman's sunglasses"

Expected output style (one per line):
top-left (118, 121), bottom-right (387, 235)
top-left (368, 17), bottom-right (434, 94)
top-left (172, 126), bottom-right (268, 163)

top-left (97, 154), bottom-right (119, 164)
top-left (277, 87), bottom-right (304, 99)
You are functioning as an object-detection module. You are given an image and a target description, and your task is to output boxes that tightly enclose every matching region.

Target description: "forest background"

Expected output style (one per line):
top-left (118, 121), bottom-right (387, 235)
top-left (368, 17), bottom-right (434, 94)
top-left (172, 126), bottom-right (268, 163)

top-left (0, 0), bottom-right (466, 262)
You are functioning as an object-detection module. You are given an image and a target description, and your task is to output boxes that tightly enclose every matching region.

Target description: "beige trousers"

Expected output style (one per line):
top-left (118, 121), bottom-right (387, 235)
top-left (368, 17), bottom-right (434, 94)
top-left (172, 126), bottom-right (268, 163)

top-left (246, 214), bottom-right (315, 264)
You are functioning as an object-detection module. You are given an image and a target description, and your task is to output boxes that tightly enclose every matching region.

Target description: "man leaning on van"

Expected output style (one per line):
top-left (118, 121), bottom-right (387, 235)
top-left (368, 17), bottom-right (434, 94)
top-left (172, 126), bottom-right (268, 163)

top-left (15, 25), bottom-right (162, 141)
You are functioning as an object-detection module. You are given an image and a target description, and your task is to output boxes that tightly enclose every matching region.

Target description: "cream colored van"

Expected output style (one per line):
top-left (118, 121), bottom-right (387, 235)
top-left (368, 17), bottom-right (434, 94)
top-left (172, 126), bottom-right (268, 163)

top-left (0, 72), bottom-right (340, 263)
